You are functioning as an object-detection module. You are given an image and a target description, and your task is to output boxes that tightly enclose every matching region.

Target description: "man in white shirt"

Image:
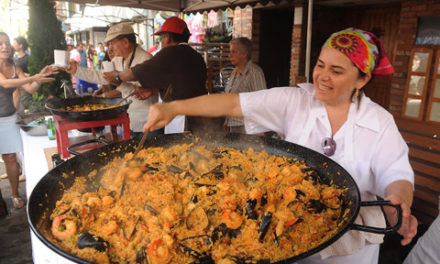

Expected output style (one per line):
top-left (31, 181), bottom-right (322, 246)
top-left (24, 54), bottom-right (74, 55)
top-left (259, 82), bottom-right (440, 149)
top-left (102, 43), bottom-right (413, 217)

top-left (64, 23), bottom-right (157, 135)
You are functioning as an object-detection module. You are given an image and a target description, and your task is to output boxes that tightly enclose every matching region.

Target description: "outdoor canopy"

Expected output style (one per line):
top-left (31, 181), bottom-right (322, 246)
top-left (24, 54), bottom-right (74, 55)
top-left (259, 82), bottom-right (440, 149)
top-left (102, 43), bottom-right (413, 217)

top-left (59, 0), bottom-right (295, 13)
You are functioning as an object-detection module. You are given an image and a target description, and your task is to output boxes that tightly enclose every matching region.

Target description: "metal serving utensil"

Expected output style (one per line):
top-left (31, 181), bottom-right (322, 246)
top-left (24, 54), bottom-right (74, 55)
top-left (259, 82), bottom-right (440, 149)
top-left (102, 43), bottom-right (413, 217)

top-left (132, 131), bottom-right (148, 158)
top-left (116, 90), bottom-right (136, 105)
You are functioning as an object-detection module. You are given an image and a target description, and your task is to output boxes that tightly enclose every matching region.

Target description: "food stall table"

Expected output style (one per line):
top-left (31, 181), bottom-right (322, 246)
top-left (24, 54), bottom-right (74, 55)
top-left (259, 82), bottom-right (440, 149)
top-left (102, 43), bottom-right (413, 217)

top-left (53, 113), bottom-right (130, 158)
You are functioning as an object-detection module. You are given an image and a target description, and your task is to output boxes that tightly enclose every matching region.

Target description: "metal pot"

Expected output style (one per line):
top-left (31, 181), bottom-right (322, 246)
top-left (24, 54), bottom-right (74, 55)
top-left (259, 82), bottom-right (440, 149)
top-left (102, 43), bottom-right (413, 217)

top-left (27, 133), bottom-right (401, 264)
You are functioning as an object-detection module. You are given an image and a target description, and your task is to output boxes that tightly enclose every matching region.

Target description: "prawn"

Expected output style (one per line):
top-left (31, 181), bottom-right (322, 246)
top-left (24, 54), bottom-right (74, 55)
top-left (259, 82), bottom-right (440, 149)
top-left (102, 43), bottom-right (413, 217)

top-left (51, 214), bottom-right (77, 241)
top-left (147, 239), bottom-right (172, 264)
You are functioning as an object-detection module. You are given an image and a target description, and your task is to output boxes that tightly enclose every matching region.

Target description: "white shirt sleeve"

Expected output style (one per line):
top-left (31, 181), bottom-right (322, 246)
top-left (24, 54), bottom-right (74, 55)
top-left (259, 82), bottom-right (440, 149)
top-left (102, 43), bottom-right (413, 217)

top-left (239, 87), bottom-right (306, 135)
top-left (370, 114), bottom-right (414, 196)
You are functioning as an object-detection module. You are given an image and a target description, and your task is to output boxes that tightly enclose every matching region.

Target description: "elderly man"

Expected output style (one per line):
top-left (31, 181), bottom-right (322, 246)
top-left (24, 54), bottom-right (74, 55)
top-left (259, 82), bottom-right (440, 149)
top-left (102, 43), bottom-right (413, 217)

top-left (65, 23), bottom-right (157, 136)
top-left (104, 17), bottom-right (212, 134)
top-left (224, 37), bottom-right (266, 133)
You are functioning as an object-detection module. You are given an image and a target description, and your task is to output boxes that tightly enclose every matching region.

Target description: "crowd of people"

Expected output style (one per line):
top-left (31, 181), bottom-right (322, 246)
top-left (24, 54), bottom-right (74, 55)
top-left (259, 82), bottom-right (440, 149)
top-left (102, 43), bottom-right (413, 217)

top-left (1, 15), bottom-right (439, 263)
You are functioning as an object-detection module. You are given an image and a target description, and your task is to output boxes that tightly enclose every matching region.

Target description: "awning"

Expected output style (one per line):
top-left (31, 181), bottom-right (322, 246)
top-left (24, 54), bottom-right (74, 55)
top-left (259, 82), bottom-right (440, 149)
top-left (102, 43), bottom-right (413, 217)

top-left (59, 0), bottom-right (284, 13)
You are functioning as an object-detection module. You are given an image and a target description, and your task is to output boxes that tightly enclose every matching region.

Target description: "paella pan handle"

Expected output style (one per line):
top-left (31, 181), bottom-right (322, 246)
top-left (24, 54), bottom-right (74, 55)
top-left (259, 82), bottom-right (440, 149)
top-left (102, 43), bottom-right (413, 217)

top-left (350, 200), bottom-right (402, 234)
top-left (67, 138), bottom-right (109, 156)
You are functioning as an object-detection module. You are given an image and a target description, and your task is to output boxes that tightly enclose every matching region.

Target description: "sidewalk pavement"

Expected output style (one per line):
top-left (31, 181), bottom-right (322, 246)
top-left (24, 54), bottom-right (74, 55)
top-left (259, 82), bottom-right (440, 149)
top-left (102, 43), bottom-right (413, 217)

top-left (0, 160), bottom-right (33, 264)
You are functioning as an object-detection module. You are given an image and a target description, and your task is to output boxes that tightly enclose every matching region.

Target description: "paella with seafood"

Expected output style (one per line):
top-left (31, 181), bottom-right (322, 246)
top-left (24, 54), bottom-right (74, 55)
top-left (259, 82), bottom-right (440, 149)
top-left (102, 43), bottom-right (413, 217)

top-left (60, 103), bottom-right (120, 112)
top-left (42, 143), bottom-right (350, 263)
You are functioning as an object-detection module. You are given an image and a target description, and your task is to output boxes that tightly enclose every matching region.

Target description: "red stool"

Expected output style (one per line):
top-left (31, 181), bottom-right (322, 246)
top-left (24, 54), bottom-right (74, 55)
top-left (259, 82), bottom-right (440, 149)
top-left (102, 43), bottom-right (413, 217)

top-left (53, 113), bottom-right (130, 158)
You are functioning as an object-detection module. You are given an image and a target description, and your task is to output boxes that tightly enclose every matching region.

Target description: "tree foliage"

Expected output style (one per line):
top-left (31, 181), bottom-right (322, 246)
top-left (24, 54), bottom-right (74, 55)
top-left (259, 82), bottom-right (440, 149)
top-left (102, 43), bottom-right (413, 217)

top-left (27, 0), bottom-right (70, 111)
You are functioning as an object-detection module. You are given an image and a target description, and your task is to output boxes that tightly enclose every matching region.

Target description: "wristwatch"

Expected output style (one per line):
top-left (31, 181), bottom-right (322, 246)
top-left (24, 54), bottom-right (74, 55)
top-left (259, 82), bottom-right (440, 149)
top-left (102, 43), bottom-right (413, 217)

top-left (115, 72), bottom-right (121, 83)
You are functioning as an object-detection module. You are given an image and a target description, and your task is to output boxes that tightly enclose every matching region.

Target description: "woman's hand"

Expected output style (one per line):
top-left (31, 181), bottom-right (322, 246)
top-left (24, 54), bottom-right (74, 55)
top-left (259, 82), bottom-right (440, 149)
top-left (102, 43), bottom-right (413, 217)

top-left (32, 73), bottom-right (55, 84)
top-left (143, 103), bottom-right (176, 132)
top-left (383, 194), bottom-right (418, 246)
top-left (39, 65), bottom-right (59, 76)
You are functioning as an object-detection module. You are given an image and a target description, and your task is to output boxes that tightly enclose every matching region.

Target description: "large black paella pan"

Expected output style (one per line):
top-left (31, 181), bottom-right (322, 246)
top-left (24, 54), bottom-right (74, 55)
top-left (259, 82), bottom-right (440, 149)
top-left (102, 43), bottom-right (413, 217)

top-left (27, 133), bottom-right (401, 264)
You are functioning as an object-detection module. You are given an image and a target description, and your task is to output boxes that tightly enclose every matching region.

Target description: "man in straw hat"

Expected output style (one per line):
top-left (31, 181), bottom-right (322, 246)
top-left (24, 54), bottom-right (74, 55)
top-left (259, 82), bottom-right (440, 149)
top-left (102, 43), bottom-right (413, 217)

top-left (103, 16), bottom-right (216, 134)
top-left (63, 23), bottom-right (158, 136)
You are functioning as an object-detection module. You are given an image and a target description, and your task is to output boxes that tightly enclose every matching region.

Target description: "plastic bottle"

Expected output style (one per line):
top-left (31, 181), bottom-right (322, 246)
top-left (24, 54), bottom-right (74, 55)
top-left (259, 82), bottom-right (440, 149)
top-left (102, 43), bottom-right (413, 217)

top-left (47, 118), bottom-right (56, 140)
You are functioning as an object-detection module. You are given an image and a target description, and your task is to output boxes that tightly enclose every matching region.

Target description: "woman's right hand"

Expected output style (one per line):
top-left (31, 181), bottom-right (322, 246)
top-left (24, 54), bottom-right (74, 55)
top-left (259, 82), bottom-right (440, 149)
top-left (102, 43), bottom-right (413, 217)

top-left (143, 103), bottom-right (176, 132)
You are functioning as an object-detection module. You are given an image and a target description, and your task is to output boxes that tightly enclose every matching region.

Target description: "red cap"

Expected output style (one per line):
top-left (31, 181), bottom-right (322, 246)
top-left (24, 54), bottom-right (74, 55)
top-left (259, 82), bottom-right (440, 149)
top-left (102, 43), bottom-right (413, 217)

top-left (153, 17), bottom-right (188, 35)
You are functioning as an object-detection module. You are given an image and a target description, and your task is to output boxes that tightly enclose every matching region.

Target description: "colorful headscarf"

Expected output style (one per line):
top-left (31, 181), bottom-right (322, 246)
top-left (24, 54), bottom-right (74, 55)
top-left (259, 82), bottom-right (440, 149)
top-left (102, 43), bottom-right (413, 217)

top-left (323, 28), bottom-right (394, 75)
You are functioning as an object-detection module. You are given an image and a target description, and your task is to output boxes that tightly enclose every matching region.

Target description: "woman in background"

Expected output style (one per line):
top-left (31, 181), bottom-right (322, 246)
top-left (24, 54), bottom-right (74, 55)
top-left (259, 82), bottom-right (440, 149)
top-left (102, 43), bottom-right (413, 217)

top-left (12, 36), bottom-right (29, 74)
top-left (0, 32), bottom-right (56, 209)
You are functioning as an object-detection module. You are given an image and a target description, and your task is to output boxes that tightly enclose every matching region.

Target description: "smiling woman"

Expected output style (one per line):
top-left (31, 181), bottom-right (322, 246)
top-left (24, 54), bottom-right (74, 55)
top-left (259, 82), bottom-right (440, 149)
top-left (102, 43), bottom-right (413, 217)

top-left (139, 28), bottom-right (418, 264)
top-left (0, 32), bottom-right (57, 209)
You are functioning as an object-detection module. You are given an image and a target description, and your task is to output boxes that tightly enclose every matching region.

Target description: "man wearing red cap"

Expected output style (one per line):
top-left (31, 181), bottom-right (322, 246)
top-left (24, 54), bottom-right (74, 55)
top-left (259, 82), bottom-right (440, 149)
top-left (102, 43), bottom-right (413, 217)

top-left (104, 17), bottom-right (211, 133)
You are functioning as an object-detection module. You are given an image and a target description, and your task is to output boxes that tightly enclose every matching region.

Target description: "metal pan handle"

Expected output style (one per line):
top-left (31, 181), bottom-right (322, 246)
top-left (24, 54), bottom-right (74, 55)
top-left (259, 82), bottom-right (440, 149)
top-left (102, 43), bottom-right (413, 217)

top-left (67, 138), bottom-right (108, 156)
top-left (350, 200), bottom-right (402, 234)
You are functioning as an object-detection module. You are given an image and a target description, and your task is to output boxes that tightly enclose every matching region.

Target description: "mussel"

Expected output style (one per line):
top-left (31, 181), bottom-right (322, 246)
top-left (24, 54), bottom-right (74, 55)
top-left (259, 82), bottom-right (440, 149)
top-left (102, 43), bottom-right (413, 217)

top-left (244, 199), bottom-right (258, 220)
top-left (228, 256), bottom-right (271, 264)
top-left (258, 212), bottom-right (272, 242)
top-left (201, 164), bottom-right (224, 180)
top-left (211, 223), bottom-right (241, 243)
top-left (307, 199), bottom-right (326, 213)
top-left (186, 207), bottom-right (209, 230)
top-left (143, 164), bottom-right (159, 173)
top-left (144, 204), bottom-right (159, 216)
top-left (166, 165), bottom-right (183, 174)
top-left (179, 240), bottom-right (214, 264)
top-left (77, 232), bottom-right (109, 252)
top-left (191, 255), bottom-right (215, 264)
top-left (135, 246), bottom-right (148, 264)
top-left (260, 193), bottom-right (268, 207)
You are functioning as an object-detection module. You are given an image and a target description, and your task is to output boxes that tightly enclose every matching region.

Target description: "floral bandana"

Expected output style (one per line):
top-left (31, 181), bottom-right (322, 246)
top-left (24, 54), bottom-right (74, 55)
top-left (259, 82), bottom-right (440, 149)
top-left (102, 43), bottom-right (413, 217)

top-left (323, 28), bottom-right (394, 75)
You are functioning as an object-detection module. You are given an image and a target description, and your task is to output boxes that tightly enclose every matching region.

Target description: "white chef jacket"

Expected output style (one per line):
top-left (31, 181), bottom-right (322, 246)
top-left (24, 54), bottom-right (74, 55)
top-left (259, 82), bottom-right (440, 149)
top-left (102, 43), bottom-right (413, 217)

top-left (240, 83), bottom-right (414, 263)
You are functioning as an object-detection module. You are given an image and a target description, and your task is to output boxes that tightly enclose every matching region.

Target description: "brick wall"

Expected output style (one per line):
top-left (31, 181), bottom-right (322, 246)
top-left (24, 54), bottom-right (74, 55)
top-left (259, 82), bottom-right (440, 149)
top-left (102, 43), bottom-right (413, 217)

top-left (289, 4), bottom-right (306, 86)
top-left (289, 24), bottom-right (305, 85)
top-left (393, 0), bottom-right (440, 224)
top-left (391, 0), bottom-right (440, 115)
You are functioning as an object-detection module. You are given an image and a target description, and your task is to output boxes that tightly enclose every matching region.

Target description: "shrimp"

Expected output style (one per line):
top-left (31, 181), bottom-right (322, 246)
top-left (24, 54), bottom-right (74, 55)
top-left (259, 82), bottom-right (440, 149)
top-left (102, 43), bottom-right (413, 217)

top-left (51, 214), bottom-right (77, 241)
top-left (147, 239), bottom-right (172, 264)
top-left (101, 195), bottom-right (115, 207)
top-left (101, 220), bottom-right (118, 235)
top-left (222, 210), bottom-right (243, 229)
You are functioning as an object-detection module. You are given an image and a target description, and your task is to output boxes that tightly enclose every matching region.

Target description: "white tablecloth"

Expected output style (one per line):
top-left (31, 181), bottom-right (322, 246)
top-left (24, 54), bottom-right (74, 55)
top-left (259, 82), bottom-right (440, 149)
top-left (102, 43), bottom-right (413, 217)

top-left (21, 130), bottom-right (75, 264)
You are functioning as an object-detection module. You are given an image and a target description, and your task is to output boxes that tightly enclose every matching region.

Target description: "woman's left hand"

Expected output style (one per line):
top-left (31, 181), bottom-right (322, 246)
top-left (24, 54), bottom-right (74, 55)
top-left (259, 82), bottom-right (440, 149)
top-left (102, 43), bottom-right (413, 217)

top-left (383, 194), bottom-right (418, 246)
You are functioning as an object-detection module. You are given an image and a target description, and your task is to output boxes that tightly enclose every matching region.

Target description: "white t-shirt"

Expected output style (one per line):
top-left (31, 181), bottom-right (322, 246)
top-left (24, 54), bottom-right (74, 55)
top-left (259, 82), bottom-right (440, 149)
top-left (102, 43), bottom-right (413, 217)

top-left (240, 83), bottom-right (414, 263)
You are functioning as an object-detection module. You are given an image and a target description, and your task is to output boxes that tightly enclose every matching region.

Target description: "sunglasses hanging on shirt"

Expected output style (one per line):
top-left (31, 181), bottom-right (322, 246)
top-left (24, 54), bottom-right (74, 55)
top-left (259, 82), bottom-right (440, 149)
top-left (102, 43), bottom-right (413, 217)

top-left (321, 137), bottom-right (336, 156)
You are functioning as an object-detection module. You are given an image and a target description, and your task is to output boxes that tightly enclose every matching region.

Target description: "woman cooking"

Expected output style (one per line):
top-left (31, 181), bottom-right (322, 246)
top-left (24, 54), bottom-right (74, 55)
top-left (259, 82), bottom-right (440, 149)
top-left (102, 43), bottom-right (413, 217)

top-left (0, 32), bottom-right (56, 209)
top-left (141, 28), bottom-right (417, 264)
